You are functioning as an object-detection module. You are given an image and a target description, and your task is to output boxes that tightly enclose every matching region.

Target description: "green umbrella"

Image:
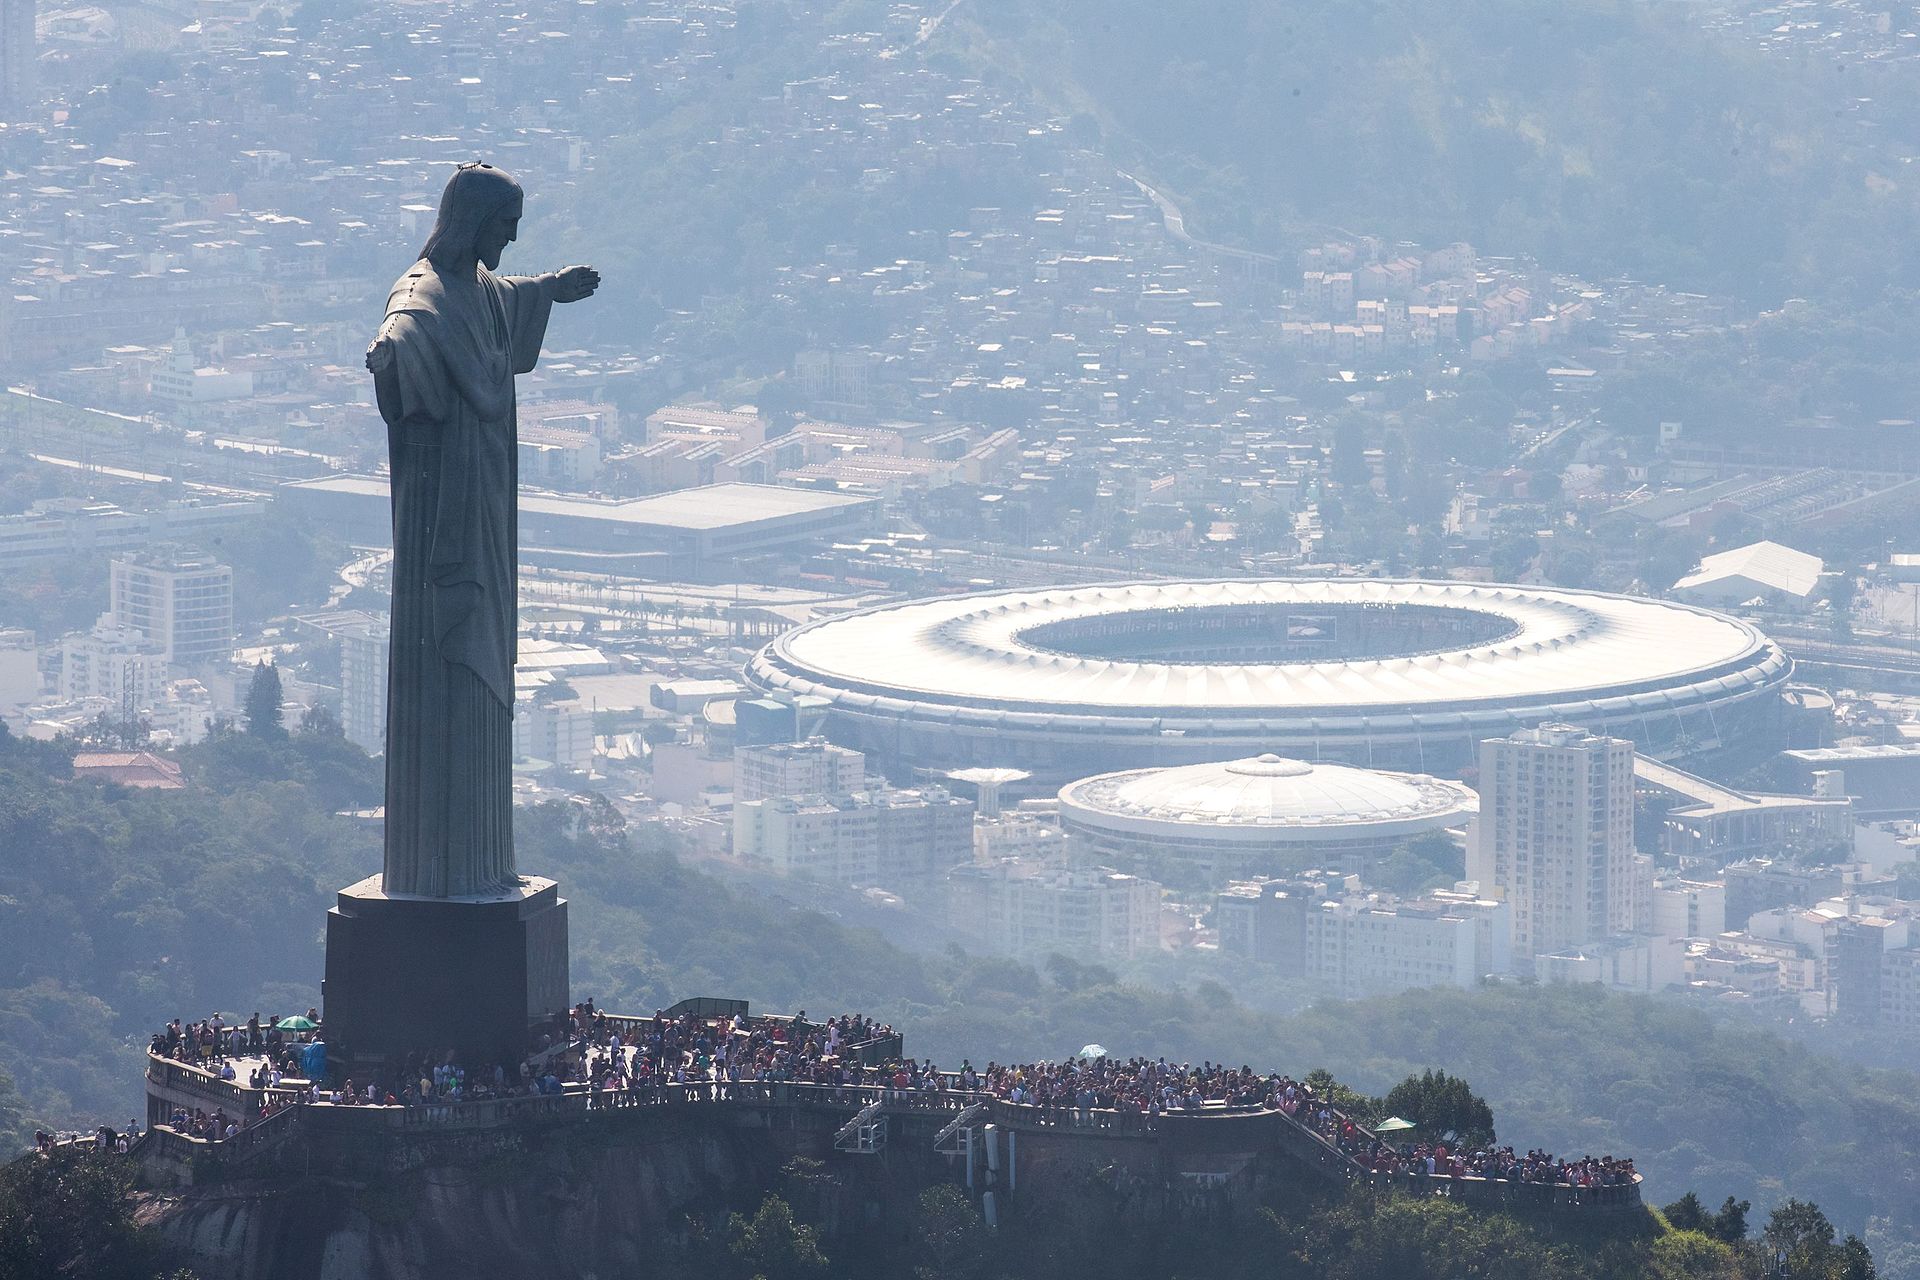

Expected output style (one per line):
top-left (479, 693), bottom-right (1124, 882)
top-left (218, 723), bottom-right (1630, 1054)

top-left (276, 1016), bottom-right (318, 1031)
top-left (1374, 1117), bottom-right (1417, 1134)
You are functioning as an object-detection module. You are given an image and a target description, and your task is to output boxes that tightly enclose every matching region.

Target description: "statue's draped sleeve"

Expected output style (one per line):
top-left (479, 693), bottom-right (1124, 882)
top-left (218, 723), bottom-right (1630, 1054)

top-left (376, 263), bottom-right (552, 709)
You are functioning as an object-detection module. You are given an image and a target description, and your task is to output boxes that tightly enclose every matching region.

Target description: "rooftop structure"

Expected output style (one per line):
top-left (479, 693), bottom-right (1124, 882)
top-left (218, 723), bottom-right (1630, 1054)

top-left (1782, 745), bottom-right (1920, 818)
top-left (281, 478), bottom-right (880, 568)
top-left (1671, 539), bottom-right (1824, 606)
top-left (1633, 754), bottom-right (1853, 859)
top-left (747, 579), bottom-right (1791, 779)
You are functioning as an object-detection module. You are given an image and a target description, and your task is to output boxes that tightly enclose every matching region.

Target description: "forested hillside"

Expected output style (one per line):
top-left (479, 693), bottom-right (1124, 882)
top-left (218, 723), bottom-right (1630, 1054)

top-left (952, 0), bottom-right (1920, 306)
top-left (1, 728), bottom-right (1916, 1274)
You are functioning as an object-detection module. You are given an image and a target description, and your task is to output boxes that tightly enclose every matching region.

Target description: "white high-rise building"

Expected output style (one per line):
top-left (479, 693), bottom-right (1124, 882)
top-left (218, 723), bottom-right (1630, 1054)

top-left (515, 699), bottom-right (595, 773)
top-left (337, 615), bottom-right (388, 756)
top-left (0, 0), bottom-right (34, 121)
top-left (1471, 723), bottom-right (1637, 962)
top-left (0, 628), bottom-right (39, 711)
top-left (110, 551), bottom-right (233, 669)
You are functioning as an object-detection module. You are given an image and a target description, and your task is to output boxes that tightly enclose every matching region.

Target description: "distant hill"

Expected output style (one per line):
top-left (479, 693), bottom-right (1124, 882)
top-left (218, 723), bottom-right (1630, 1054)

top-left (949, 0), bottom-right (1920, 306)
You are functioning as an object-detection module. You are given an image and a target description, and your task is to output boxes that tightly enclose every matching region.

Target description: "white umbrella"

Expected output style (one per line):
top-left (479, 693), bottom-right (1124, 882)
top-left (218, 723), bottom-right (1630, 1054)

top-left (1078, 1043), bottom-right (1110, 1059)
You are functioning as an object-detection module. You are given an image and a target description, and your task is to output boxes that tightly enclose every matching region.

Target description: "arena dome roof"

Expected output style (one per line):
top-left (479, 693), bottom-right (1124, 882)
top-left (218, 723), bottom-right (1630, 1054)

top-left (1058, 754), bottom-right (1478, 844)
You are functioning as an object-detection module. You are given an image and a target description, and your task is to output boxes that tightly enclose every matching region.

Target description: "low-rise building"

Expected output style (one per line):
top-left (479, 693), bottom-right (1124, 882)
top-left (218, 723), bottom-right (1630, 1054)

top-left (1670, 540), bottom-right (1823, 608)
top-left (1213, 875), bottom-right (1511, 998)
top-left (60, 618), bottom-right (167, 707)
top-left (1536, 934), bottom-right (1686, 993)
top-left (735, 784), bottom-right (974, 886)
top-left (947, 860), bottom-right (1161, 959)
top-left (734, 737), bottom-right (865, 803)
top-left (1652, 876), bottom-right (1728, 941)
top-left (71, 751), bottom-right (185, 790)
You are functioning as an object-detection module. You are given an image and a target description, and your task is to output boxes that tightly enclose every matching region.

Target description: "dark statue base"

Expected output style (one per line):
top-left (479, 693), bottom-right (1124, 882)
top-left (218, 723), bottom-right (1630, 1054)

top-left (322, 874), bottom-right (569, 1079)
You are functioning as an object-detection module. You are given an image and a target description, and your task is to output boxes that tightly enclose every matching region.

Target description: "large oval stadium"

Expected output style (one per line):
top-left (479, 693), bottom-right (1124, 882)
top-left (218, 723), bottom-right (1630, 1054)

top-left (745, 579), bottom-right (1791, 780)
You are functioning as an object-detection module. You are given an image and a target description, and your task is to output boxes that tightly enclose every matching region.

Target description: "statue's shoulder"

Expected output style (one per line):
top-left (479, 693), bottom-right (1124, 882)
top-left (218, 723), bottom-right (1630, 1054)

top-left (385, 259), bottom-right (449, 321)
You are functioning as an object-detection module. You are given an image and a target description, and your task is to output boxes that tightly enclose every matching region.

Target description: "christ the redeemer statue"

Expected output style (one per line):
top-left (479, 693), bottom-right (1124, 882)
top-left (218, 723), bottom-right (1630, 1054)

top-left (365, 162), bottom-right (599, 897)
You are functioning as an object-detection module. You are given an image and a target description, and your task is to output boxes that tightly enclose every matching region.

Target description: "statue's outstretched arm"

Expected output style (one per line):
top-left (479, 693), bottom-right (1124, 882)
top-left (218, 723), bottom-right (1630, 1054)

top-left (545, 265), bottom-right (601, 304)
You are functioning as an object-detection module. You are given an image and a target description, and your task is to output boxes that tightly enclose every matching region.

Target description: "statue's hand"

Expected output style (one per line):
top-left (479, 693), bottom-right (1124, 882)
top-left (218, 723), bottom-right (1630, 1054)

top-left (365, 335), bottom-right (396, 375)
top-left (551, 265), bottom-right (600, 303)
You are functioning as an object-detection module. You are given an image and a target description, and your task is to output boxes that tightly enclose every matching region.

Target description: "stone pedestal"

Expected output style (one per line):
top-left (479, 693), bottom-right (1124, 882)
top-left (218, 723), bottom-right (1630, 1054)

top-left (322, 874), bottom-right (569, 1079)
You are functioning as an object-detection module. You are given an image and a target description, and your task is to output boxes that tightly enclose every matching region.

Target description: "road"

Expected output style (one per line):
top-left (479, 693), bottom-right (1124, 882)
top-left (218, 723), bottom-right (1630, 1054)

top-left (1120, 171), bottom-right (1286, 267)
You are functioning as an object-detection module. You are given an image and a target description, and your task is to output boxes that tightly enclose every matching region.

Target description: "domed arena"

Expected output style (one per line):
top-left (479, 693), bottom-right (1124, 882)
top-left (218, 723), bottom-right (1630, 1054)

top-left (744, 578), bottom-right (1791, 781)
top-left (1058, 753), bottom-right (1479, 886)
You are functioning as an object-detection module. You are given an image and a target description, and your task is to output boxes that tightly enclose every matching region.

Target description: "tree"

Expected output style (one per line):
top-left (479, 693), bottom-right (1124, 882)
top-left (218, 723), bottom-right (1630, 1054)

top-left (1329, 415), bottom-right (1370, 487)
top-left (1371, 831), bottom-right (1464, 895)
top-left (1710, 1195), bottom-right (1751, 1244)
top-left (1045, 953), bottom-right (1117, 992)
top-left (0, 1149), bottom-right (181, 1279)
top-left (1765, 1199), bottom-right (1837, 1276)
top-left (1648, 1229), bottom-right (1741, 1280)
top-left (0, 1065), bottom-right (25, 1155)
top-left (79, 712), bottom-right (150, 752)
top-left (1826, 571), bottom-right (1858, 642)
top-left (1663, 1190), bottom-right (1708, 1233)
top-left (1379, 1068), bottom-right (1496, 1147)
top-left (910, 1184), bottom-right (989, 1280)
top-left (244, 662), bottom-right (285, 739)
top-left (727, 1195), bottom-right (829, 1280)
top-left (1302, 1069), bottom-right (1380, 1128)
top-left (297, 704), bottom-right (343, 738)
top-left (1840, 1235), bottom-right (1878, 1280)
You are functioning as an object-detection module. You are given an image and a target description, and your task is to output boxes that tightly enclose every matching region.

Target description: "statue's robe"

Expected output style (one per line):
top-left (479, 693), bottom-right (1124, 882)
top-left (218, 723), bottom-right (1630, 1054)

top-left (373, 259), bottom-right (551, 897)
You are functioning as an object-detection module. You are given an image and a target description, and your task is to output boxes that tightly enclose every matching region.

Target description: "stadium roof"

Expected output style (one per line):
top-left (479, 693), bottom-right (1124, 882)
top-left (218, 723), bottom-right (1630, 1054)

top-left (758, 578), bottom-right (1779, 713)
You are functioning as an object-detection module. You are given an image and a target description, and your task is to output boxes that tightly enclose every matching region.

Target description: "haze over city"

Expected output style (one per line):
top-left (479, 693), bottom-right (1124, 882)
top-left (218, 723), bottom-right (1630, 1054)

top-left (1, 2), bottom-right (1918, 1278)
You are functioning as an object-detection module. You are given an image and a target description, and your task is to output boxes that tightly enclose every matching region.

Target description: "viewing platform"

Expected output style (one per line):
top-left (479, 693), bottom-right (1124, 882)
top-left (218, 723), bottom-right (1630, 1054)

top-left (134, 1001), bottom-right (1642, 1217)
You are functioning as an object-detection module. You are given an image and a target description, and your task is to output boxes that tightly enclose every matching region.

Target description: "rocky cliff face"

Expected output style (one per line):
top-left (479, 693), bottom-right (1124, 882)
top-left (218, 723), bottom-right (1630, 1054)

top-left (134, 1100), bottom-right (1306, 1278)
top-left (136, 1118), bottom-right (807, 1280)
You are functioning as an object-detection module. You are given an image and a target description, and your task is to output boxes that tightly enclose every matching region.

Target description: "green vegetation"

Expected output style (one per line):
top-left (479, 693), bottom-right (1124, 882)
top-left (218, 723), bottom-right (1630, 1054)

top-left (0, 732), bottom-right (1914, 1274)
top-left (243, 661), bottom-right (285, 739)
top-left (1379, 1069), bottom-right (1495, 1148)
top-left (0, 720), bottom-right (377, 1130)
top-left (0, 1150), bottom-right (196, 1280)
top-left (482, 1163), bottom-right (1868, 1280)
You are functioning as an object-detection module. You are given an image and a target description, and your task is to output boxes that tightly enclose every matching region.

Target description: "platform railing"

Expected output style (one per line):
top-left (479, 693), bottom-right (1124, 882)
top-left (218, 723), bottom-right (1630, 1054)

top-left (145, 1054), bottom-right (304, 1112)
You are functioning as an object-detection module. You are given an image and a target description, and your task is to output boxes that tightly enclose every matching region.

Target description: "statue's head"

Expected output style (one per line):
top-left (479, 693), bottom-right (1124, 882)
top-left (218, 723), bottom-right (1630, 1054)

top-left (419, 162), bottom-right (524, 272)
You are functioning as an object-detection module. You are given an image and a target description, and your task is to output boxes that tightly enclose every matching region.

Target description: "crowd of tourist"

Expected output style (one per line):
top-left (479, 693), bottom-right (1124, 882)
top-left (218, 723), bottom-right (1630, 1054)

top-left (975, 1056), bottom-right (1295, 1118)
top-left (31, 1123), bottom-right (139, 1154)
top-left (1299, 1102), bottom-right (1637, 1191)
top-left (127, 1003), bottom-right (1637, 1196)
top-left (575, 1005), bottom-right (907, 1097)
top-left (150, 1012), bottom-right (324, 1075)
